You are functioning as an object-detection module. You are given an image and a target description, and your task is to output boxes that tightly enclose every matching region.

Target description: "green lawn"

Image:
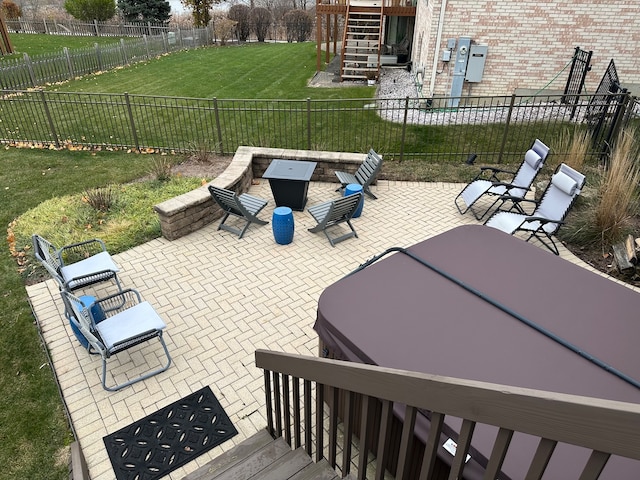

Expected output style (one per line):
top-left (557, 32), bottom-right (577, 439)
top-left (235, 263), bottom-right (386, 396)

top-left (47, 42), bottom-right (372, 100)
top-left (1, 33), bottom-right (134, 60)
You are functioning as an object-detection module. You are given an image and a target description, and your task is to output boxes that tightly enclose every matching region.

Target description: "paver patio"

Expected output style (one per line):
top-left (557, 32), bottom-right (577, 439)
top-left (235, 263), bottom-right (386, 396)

top-left (26, 178), bottom-right (621, 480)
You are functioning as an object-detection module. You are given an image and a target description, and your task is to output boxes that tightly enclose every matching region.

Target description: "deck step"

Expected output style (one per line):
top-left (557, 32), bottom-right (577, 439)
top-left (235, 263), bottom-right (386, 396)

top-left (182, 429), bottom-right (342, 480)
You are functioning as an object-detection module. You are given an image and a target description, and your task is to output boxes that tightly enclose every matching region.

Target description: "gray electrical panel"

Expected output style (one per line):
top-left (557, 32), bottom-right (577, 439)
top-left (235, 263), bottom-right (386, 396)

top-left (465, 45), bottom-right (488, 83)
top-left (449, 36), bottom-right (471, 107)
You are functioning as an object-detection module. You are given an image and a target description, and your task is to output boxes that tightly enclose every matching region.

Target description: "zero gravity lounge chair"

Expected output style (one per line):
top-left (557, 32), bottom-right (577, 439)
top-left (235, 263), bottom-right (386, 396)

top-left (484, 163), bottom-right (585, 255)
top-left (455, 139), bottom-right (550, 220)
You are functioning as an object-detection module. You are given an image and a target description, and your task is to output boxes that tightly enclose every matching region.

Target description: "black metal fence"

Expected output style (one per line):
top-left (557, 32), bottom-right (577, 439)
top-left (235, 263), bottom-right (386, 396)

top-left (1, 89), bottom-right (637, 163)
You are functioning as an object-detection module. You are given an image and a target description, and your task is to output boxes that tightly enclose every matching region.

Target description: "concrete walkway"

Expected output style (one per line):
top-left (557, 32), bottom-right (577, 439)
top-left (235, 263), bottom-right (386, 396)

top-left (27, 179), bottom-right (615, 480)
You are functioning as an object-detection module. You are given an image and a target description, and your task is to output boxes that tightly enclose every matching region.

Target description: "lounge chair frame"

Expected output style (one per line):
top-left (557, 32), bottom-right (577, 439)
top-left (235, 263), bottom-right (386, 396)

top-left (484, 163), bottom-right (586, 255)
top-left (308, 192), bottom-right (363, 247)
top-left (62, 288), bottom-right (172, 391)
top-left (455, 139), bottom-right (550, 220)
top-left (335, 149), bottom-right (383, 200)
top-left (208, 185), bottom-right (269, 239)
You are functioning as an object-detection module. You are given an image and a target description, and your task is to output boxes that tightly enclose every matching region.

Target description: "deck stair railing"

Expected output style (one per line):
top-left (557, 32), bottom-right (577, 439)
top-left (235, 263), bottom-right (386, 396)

top-left (255, 349), bottom-right (640, 480)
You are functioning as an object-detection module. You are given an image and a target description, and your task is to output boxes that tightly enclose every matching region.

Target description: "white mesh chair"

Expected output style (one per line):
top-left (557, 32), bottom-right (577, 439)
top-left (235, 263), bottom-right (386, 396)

top-left (61, 289), bottom-right (171, 391)
top-left (484, 163), bottom-right (586, 255)
top-left (32, 234), bottom-right (121, 292)
top-left (455, 139), bottom-right (550, 220)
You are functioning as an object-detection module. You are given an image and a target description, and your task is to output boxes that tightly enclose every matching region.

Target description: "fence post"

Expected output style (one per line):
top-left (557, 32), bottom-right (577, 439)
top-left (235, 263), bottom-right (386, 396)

top-left (39, 90), bottom-right (60, 148)
top-left (143, 34), bottom-right (150, 59)
top-left (43, 19), bottom-right (49, 34)
top-left (124, 93), bottom-right (140, 152)
top-left (95, 43), bottom-right (103, 71)
top-left (306, 98), bottom-right (311, 150)
top-left (120, 38), bottom-right (129, 65)
top-left (213, 97), bottom-right (224, 154)
top-left (93, 19), bottom-right (99, 37)
top-left (63, 47), bottom-right (75, 79)
top-left (399, 96), bottom-right (409, 162)
top-left (147, 21), bottom-right (152, 36)
top-left (23, 53), bottom-right (37, 88)
top-left (497, 94), bottom-right (516, 164)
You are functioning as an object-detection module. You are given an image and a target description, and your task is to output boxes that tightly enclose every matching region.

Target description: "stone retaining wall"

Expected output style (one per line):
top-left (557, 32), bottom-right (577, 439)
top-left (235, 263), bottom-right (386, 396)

top-left (154, 146), bottom-right (370, 241)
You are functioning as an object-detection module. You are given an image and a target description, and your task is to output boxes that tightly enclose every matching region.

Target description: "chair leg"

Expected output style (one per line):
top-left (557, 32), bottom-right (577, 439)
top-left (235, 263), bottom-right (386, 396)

top-left (101, 334), bottom-right (172, 392)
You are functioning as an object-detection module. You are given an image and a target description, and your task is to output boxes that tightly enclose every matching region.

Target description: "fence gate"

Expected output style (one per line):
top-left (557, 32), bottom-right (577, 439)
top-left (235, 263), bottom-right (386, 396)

top-left (562, 46), bottom-right (592, 119)
top-left (584, 59), bottom-right (628, 163)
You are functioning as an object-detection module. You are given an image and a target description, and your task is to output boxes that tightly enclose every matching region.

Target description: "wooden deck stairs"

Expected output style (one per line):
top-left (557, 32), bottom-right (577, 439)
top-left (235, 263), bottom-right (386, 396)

top-left (183, 429), bottom-right (357, 480)
top-left (340, 0), bottom-right (384, 82)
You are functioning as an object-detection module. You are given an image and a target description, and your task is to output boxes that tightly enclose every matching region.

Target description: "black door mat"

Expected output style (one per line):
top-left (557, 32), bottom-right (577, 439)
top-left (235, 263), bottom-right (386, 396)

top-left (103, 386), bottom-right (238, 480)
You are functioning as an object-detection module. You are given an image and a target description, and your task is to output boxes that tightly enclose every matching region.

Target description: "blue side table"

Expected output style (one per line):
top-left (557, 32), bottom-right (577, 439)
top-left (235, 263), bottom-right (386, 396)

top-left (272, 206), bottom-right (294, 245)
top-left (345, 183), bottom-right (364, 218)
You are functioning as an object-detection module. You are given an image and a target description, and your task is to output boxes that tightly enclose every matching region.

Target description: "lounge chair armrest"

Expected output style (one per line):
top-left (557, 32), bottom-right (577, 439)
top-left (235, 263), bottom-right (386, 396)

top-left (94, 289), bottom-right (143, 316)
top-left (525, 216), bottom-right (565, 225)
top-left (492, 181), bottom-right (531, 190)
top-left (497, 195), bottom-right (537, 205)
top-left (473, 166), bottom-right (515, 182)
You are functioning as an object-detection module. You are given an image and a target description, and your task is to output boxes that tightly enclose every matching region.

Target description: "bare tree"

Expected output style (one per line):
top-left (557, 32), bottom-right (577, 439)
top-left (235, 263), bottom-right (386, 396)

top-left (181, 0), bottom-right (216, 27)
top-left (283, 9), bottom-right (311, 42)
top-left (227, 3), bottom-right (250, 41)
top-left (250, 6), bottom-right (270, 42)
top-left (212, 12), bottom-right (236, 44)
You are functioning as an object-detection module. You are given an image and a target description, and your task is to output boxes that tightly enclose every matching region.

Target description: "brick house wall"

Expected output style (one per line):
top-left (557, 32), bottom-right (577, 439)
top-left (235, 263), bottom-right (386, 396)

top-left (411, 0), bottom-right (640, 98)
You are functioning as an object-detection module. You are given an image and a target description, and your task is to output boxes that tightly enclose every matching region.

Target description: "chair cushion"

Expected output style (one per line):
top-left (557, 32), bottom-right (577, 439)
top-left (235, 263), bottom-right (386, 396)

top-left (60, 251), bottom-right (119, 285)
top-left (551, 171), bottom-right (578, 196)
top-left (96, 301), bottom-right (166, 350)
top-left (524, 149), bottom-right (542, 169)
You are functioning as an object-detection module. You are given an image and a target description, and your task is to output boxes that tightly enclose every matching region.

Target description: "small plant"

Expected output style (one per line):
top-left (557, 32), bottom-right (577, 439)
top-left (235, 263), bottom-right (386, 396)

top-left (83, 186), bottom-right (117, 212)
top-left (186, 141), bottom-right (214, 163)
top-left (365, 70), bottom-right (377, 81)
top-left (149, 156), bottom-right (174, 181)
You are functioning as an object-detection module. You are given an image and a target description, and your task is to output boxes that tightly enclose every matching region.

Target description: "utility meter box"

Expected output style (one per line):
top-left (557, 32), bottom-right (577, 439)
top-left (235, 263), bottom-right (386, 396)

top-left (465, 45), bottom-right (488, 83)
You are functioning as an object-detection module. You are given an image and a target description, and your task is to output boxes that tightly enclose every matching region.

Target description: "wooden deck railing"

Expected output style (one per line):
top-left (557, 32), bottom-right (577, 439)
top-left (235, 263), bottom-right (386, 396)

top-left (255, 349), bottom-right (640, 480)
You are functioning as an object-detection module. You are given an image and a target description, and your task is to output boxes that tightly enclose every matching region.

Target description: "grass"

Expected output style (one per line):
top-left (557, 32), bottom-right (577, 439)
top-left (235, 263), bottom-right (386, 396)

top-left (0, 148), bottom-right (162, 480)
top-left (1, 33), bottom-right (135, 60)
top-left (47, 42), bottom-right (372, 100)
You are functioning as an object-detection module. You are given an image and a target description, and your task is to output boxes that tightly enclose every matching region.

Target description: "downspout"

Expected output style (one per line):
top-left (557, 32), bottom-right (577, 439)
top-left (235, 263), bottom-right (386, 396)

top-left (429, 0), bottom-right (447, 97)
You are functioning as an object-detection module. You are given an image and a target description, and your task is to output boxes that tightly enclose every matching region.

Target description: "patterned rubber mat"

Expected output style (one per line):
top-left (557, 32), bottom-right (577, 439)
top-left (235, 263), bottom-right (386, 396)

top-left (103, 386), bottom-right (237, 480)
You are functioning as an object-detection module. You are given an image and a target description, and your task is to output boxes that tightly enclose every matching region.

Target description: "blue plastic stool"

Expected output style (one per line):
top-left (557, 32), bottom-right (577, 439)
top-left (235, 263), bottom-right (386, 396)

top-left (344, 183), bottom-right (364, 218)
top-left (71, 295), bottom-right (105, 349)
top-left (272, 206), bottom-right (294, 245)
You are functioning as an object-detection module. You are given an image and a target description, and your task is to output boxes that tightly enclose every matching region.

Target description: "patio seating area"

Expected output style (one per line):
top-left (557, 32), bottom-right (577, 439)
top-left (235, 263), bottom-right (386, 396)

top-left (26, 177), bottom-right (626, 480)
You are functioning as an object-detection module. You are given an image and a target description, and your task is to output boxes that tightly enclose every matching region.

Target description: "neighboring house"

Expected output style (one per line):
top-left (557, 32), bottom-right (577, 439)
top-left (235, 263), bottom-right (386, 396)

top-left (316, 0), bottom-right (639, 98)
top-left (412, 0), bottom-right (640, 98)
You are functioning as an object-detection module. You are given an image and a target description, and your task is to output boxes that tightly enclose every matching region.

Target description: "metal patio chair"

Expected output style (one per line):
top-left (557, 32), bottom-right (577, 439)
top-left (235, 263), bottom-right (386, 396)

top-left (484, 163), bottom-right (585, 255)
top-left (61, 288), bottom-right (172, 391)
top-left (32, 234), bottom-right (122, 292)
top-left (455, 139), bottom-right (550, 220)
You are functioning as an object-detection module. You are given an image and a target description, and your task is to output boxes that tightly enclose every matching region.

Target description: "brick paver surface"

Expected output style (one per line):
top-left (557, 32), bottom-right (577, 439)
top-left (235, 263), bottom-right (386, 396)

top-left (27, 180), bottom-right (617, 480)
